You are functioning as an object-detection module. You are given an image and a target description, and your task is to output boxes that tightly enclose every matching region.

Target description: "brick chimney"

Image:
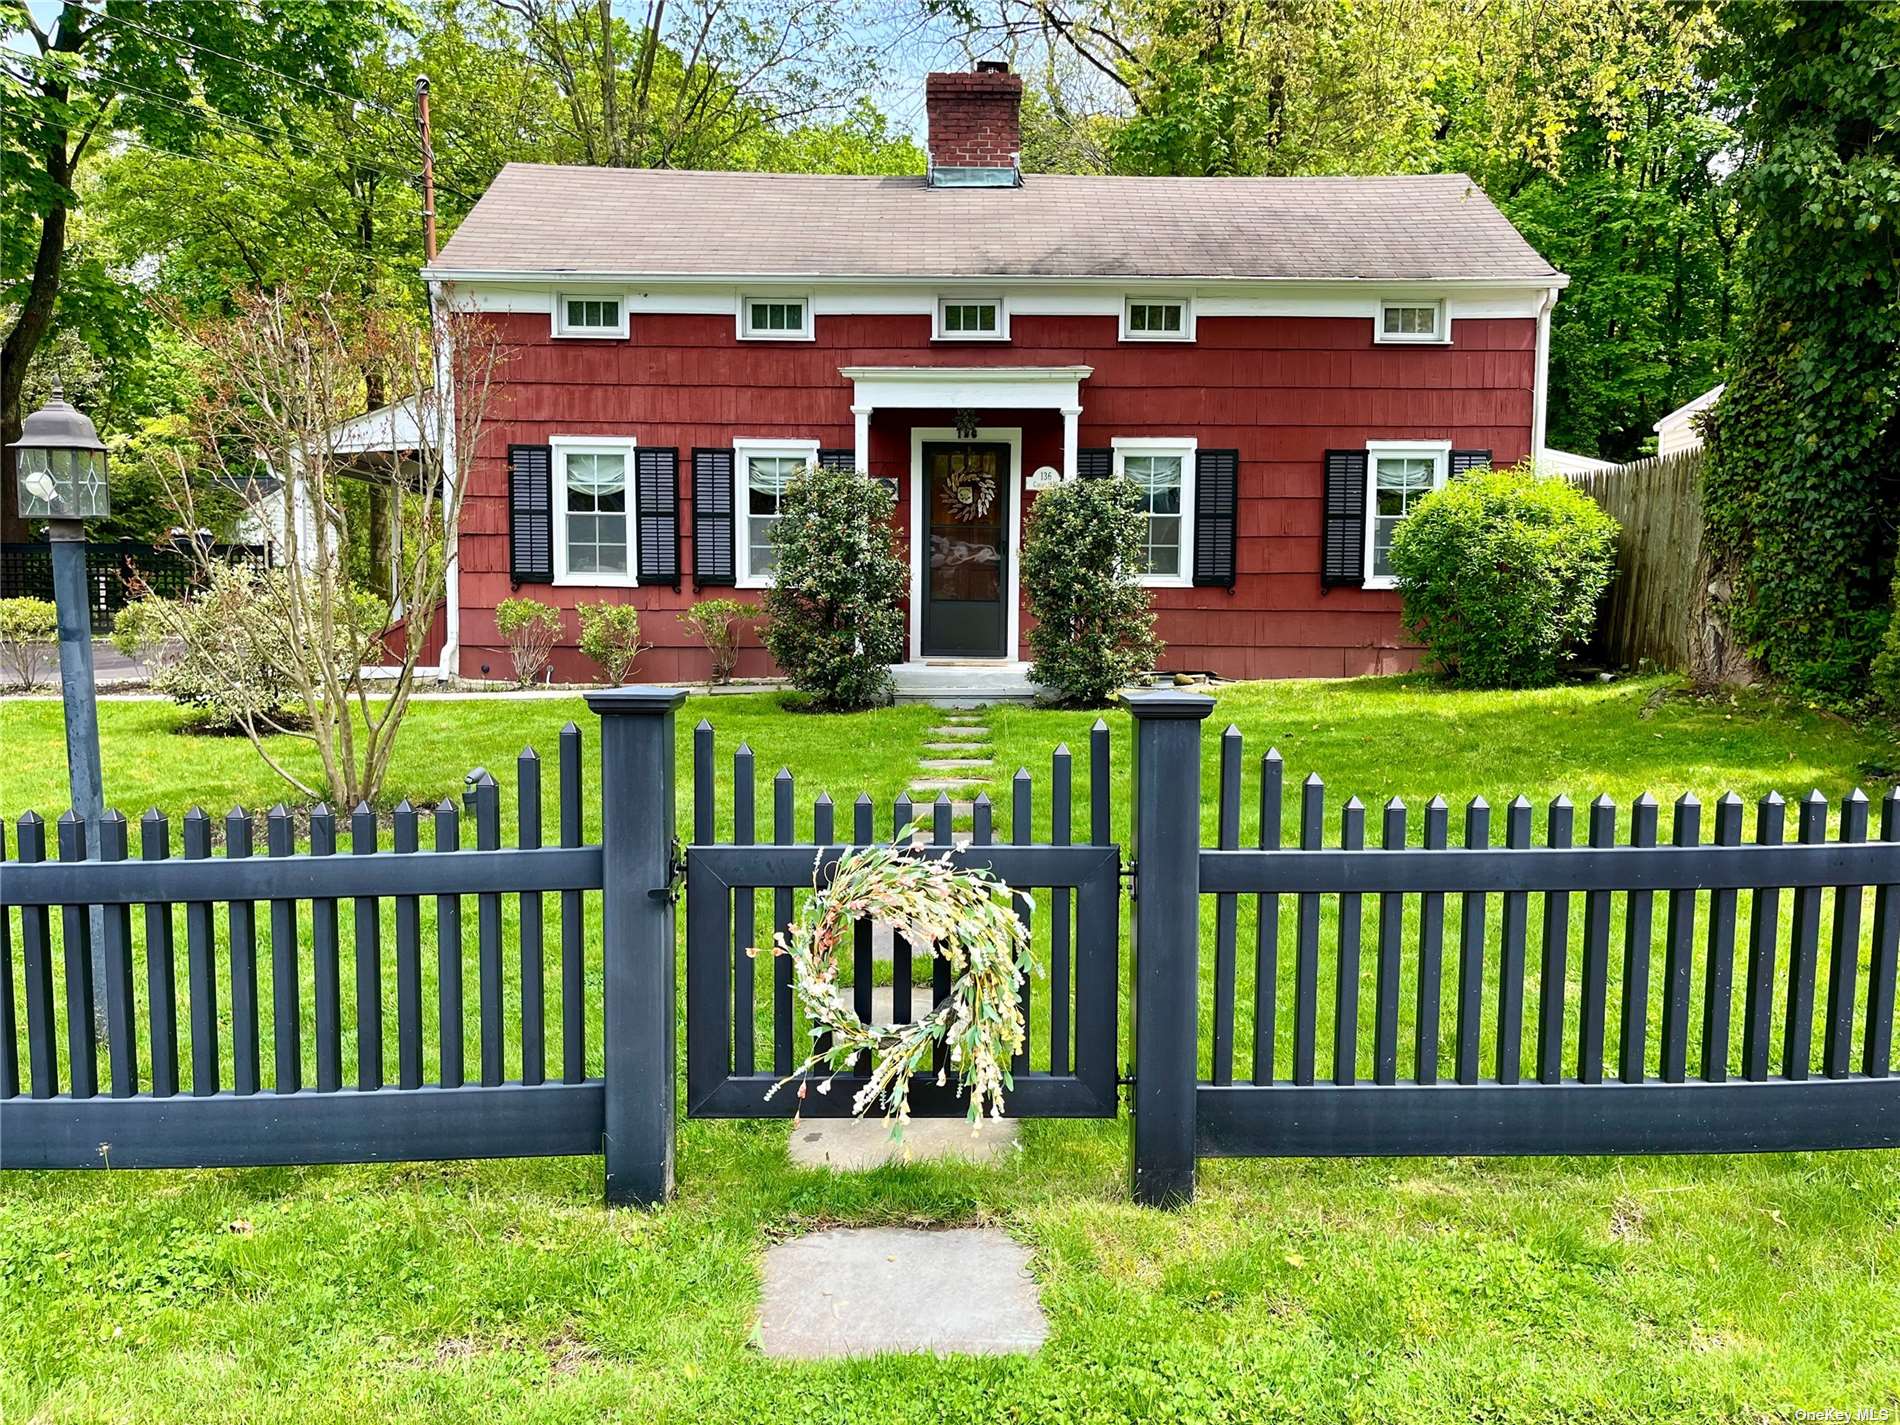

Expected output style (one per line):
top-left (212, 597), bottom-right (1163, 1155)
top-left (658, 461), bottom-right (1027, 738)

top-left (925, 61), bottom-right (1023, 187)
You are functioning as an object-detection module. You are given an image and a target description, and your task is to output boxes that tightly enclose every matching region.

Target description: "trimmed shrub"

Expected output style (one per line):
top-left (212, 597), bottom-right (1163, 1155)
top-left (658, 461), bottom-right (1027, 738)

top-left (1022, 478), bottom-right (1161, 704)
top-left (493, 596), bottom-right (562, 687)
top-left (0, 597), bottom-right (58, 689)
top-left (1389, 466), bottom-right (1620, 689)
top-left (680, 597), bottom-right (751, 684)
top-left (135, 563), bottom-right (379, 731)
top-left (759, 464), bottom-right (906, 710)
top-left (577, 601), bottom-right (643, 685)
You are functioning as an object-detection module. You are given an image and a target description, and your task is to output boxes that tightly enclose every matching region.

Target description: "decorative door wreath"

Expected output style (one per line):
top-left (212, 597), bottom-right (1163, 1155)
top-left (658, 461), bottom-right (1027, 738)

top-left (761, 841), bottom-right (1036, 1134)
top-left (945, 463), bottom-right (998, 520)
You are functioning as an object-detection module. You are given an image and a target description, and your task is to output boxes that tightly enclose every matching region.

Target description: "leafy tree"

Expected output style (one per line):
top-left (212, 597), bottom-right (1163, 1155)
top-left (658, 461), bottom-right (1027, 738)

top-left (1, 0), bottom-right (391, 542)
top-left (1701, 0), bottom-right (1900, 704)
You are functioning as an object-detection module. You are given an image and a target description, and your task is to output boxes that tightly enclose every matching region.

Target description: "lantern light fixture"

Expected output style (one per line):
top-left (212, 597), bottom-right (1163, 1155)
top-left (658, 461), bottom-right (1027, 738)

top-left (11, 379), bottom-right (109, 522)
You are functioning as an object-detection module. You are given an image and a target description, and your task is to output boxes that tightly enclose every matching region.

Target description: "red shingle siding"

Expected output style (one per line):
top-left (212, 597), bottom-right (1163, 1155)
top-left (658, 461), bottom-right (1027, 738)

top-left (459, 309), bottom-right (1534, 683)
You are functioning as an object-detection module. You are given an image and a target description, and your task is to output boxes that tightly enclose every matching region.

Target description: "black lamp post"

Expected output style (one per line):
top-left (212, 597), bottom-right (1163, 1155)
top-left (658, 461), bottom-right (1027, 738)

top-left (11, 382), bottom-right (109, 1029)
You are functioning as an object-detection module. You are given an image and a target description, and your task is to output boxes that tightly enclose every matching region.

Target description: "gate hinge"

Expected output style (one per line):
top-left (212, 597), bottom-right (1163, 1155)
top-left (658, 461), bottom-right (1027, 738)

top-left (651, 837), bottom-right (686, 902)
top-left (1120, 858), bottom-right (1137, 901)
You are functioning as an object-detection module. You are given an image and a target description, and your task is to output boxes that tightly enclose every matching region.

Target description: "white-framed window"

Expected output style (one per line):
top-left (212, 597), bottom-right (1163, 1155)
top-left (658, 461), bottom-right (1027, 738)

top-left (552, 436), bottom-right (639, 585)
top-left (1375, 299), bottom-right (1448, 345)
top-left (735, 437), bottom-right (819, 587)
top-left (1364, 440), bottom-right (1450, 588)
top-left (1112, 437), bottom-right (1197, 587)
top-left (739, 295), bottom-right (812, 341)
top-left (1121, 296), bottom-right (1194, 342)
top-left (934, 295), bottom-right (1008, 341)
top-left (553, 294), bottom-right (628, 339)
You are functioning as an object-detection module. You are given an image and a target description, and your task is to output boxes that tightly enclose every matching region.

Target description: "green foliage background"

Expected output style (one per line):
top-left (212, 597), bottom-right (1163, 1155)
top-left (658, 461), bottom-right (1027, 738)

top-left (1700, 1), bottom-right (1900, 709)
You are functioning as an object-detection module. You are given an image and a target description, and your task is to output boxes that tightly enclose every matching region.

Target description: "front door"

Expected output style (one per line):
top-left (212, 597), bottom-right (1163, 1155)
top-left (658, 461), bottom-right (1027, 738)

top-left (921, 443), bottom-right (1009, 658)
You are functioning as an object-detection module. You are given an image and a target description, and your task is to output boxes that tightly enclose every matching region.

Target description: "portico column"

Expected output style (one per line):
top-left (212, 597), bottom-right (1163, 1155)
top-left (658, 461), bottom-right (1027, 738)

top-left (1061, 405), bottom-right (1082, 482)
top-left (852, 404), bottom-right (873, 474)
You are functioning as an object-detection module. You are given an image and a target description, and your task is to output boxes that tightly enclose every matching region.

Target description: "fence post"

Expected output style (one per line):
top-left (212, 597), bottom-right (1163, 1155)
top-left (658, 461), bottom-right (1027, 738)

top-left (587, 686), bottom-right (686, 1207)
top-left (1126, 689), bottom-right (1215, 1207)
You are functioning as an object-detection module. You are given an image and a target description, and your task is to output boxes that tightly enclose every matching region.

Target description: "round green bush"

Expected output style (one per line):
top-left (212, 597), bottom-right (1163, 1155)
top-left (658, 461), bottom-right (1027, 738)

top-left (1388, 467), bottom-right (1619, 688)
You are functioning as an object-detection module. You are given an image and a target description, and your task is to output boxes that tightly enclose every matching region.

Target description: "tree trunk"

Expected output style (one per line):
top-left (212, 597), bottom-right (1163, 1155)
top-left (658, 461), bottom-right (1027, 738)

top-left (0, 126), bottom-right (72, 547)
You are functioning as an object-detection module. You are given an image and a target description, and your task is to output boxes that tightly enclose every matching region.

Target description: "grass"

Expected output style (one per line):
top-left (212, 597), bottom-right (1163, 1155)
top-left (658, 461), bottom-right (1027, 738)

top-left (2, 675), bottom-right (1897, 1424)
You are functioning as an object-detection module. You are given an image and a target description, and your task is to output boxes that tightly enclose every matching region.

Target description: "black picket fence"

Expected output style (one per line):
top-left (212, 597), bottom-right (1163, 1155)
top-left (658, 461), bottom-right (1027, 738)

top-left (1, 689), bottom-right (1895, 1207)
top-left (0, 540), bottom-right (270, 629)
top-left (1127, 694), bottom-right (1899, 1205)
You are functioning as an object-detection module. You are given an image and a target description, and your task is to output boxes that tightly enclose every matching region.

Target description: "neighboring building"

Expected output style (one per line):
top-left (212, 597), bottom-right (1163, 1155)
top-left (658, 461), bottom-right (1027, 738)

top-left (424, 64), bottom-right (1566, 684)
top-left (1537, 448), bottom-right (1618, 477)
top-left (1654, 384), bottom-right (1723, 458)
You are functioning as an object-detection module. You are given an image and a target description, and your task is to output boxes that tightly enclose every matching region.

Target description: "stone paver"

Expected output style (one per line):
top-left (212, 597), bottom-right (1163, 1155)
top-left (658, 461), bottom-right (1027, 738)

top-left (789, 1115), bottom-right (1019, 1170)
top-left (926, 725), bottom-right (991, 738)
top-left (756, 1227), bottom-right (1048, 1359)
top-left (923, 741), bottom-right (989, 752)
top-left (909, 777), bottom-right (989, 792)
top-left (918, 758), bottom-right (993, 770)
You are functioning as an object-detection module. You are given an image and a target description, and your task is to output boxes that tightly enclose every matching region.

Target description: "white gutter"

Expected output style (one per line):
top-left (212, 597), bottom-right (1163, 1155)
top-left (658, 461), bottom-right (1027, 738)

top-left (420, 265), bottom-right (1570, 291)
top-left (1532, 284), bottom-right (1559, 464)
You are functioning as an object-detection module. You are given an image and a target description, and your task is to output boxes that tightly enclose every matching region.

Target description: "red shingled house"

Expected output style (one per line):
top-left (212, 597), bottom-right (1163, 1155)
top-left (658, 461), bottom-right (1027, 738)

top-left (422, 63), bottom-right (1565, 686)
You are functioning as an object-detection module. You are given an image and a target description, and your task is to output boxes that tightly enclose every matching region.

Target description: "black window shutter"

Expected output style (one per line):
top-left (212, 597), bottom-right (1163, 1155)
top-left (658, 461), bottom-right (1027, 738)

top-left (691, 448), bottom-right (736, 587)
top-left (1077, 448), bottom-right (1113, 480)
top-left (1451, 449), bottom-right (1493, 476)
top-left (1192, 449), bottom-right (1239, 589)
top-left (635, 447), bottom-right (680, 589)
top-left (508, 444), bottom-right (554, 585)
top-left (816, 448), bottom-right (855, 471)
top-left (1321, 449), bottom-right (1369, 589)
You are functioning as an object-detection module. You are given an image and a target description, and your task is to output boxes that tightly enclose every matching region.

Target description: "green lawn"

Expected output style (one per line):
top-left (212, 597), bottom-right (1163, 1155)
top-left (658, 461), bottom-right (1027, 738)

top-left (2, 677), bottom-right (1897, 1424)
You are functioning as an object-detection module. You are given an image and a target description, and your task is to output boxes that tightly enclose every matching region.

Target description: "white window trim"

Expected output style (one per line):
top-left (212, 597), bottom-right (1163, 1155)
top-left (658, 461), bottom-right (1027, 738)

top-left (734, 437), bottom-right (820, 588)
top-left (1374, 298), bottom-right (1449, 346)
top-left (1362, 439), bottom-right (1450, 589)
top-left (1112, 437), bottom-right (1198, 589)
top-left (933, 294), bottom-right (1009, 342)
top-left (737, 293), bottom-right (814, 342)
top-left (552, 293), bottom-right (630, 340)
top-left (1120, 295), bottom-right (1196, 342)
top-left (551, 435), bottom-right (640, 587)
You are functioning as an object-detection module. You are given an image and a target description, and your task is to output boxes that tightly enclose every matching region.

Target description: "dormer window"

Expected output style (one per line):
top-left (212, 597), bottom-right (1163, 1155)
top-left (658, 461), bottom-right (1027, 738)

top-left (555, 294), bottom-right (626, 338)
top-left (1376, 299), bottom-right (1447, 344)
top-left (935, 296), bottom-right (1008, 341)
top-left (1122, 297), bottom-right (1193, 342)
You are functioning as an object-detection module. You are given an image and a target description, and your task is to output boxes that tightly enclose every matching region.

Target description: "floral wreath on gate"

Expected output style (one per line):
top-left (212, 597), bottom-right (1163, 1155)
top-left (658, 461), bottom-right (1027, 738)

top-left (759, 834), bottom-right (1037, 1134)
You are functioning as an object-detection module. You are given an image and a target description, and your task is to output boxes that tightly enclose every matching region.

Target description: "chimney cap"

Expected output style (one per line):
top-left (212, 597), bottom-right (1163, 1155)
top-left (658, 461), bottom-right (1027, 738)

top-left (975, 59), bottom-right (1009, 74)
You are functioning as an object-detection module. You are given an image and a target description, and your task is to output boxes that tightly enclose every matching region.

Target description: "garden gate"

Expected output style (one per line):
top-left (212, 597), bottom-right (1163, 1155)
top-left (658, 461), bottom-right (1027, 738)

top-left (1, 689), bottom-right (1895, 1208)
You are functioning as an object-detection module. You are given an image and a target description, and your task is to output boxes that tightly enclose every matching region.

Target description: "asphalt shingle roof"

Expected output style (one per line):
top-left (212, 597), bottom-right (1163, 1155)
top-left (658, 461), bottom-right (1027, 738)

top-left (431, 165), bottom-right (1559, 283)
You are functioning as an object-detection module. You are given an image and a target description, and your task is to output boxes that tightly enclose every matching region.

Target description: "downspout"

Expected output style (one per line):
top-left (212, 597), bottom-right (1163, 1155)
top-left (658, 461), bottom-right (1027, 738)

top-left (1532, 285), bottom-right (1559, 467)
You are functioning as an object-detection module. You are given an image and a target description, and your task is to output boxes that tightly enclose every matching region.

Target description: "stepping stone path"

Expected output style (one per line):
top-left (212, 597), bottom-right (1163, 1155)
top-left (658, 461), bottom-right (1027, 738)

top-left (756, 1227), bottom-right (1048, 1359)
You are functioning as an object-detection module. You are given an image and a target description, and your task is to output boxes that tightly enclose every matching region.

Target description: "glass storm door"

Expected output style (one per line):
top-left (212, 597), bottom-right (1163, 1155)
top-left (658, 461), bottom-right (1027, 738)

top-left (922, 443), bottom-right (1009, 658)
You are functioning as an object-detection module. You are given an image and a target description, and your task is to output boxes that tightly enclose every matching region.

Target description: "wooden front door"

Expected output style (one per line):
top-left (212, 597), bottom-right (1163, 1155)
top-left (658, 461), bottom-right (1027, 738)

top-left (921, 443), bottom-right (1009, 658)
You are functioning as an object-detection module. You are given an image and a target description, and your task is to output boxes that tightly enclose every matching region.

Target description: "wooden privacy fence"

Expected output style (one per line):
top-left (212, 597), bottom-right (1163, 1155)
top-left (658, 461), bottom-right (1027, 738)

top-left (1562, 449), bottom-right (1751, 680)
top-left (2, 689), bottom-right (1896, 1208)
top-left (1127, 694), bottom-right (1899, 1206)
